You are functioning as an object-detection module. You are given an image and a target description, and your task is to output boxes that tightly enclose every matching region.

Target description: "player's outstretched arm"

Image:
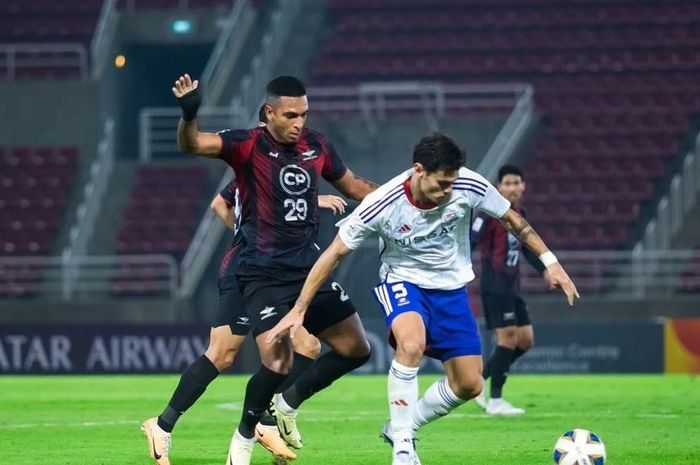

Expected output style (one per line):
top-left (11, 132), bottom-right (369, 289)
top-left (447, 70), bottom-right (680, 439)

top-left (498, 208), bottom-right (579, 306)
top-left (266, 235), bottom-right (353, 343)
top-left (210, 194), bottom-right (236, 230)
top-left (332, 169), bottom-right (379, 201)
top-left (172, 74), bottom-right (223, 157)
top-left (318, 195), bottom-right (347, 215)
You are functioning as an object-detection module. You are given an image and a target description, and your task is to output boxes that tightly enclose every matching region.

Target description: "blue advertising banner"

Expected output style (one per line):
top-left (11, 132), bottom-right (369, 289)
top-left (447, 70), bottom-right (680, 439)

top-left (0, 320), bottom-right (663, 374)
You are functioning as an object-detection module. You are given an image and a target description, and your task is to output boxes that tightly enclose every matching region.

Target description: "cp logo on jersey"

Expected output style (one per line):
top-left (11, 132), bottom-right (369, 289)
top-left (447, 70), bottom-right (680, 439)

top-left (279, 164), bottom-right (311, 195)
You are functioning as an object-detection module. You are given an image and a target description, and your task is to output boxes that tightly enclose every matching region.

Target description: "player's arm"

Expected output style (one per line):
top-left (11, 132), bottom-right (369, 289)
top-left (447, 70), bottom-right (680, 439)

top-left (522, 247), bottom-right (547, 275)
top-left (498, 208), bottom-right (579, 305)
top-left (266, 235), bottom-right (353, 343)
top-left (172, 74), bottom-right (223, 157)
top-left (331, 169), bottom-right (379, 201)
top-left (318, 194), bottom-right (347, 215)
top-left (210, 194), bottom-right (236, 230)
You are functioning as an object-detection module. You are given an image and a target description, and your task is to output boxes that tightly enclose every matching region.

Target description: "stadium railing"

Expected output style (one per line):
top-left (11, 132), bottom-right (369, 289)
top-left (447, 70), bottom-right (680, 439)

top-left (637, 132), bottom-right (700, 252)
top-left (1, 249), bottom-right (697, 300)
top-left (138, 107), bottom-right (248, 162)
top-left (200, 0), bottom-right (256, 106)
top-left (334, 246), bottom-right (700, 301)
top-left (91, 0), bottom-right (119, 80)
top-left (61, 119), bottom-right (115, 299)
top-left (0, 254), bottom-right (178, 299)
top-left (0, 43), bottom-right (89, 81)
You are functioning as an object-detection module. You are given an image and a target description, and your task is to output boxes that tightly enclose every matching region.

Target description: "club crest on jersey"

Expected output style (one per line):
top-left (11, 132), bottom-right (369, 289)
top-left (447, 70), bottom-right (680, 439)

top-left (279, 164), bottom-right (311, 195)
top-left (443, 211), bottom-right (457, 223)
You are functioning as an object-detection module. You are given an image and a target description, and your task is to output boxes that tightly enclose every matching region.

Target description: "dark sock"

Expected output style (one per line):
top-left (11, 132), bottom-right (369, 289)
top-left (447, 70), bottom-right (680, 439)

top-left (259, 411), bottom-right (277, 427)
top-left (511, 347), bottom-right (527, 365)
top-left (489, 345), bottom-right (514, 399)
top-left (276, 353), bottom-right (314, 393)
top-left (238, 365), bottom-right (287, 438)
top-left (157, 354), bottom-right (219, 432)
top-left (282, 350), bottom-right (370, 409)
top-left (483, 358), bottom-right (492, 381)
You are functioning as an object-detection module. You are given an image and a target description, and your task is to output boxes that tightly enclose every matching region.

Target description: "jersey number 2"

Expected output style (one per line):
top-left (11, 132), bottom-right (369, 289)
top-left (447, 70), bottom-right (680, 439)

top-left (284, 198), bottom-right (308, 222)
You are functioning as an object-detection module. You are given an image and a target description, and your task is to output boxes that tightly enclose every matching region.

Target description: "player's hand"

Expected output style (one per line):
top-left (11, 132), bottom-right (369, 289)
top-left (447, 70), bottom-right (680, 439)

top-left (543, 263), bottom-right (579, 306)
top-left (172, 74), bottom-right (201, 121)
top-left (266, 305), bottom-right (305, 344)
top-left (318, 195), bottom-right (347, 215)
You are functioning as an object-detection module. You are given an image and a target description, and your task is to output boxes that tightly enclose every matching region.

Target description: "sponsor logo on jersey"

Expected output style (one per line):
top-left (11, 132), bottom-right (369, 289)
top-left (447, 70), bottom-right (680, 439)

top-left (393, 222), bottom-right (458, 246)
top-left (279, 164), bottom-right (311, 195)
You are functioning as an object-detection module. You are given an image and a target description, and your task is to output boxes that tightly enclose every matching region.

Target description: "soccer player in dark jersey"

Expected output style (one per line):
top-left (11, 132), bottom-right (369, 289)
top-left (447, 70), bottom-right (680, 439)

top-left (170, 73), bottom-right (378, 465)
top-left (141, 118), bottom-right (348, 465)
top-left (470, 164), bottom-right (546, 415)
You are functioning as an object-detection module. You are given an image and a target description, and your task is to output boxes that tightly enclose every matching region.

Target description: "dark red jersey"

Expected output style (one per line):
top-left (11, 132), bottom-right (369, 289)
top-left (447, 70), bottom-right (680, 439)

top-left (218, 126), bottom-right (347, 270)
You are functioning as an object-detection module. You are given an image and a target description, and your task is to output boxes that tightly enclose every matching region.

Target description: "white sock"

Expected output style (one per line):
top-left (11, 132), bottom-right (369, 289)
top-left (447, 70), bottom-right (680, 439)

top-left (388, 360), bottom-right (419, 445)
top-left (276, 392), bottom-right (296, 415)
top-left (412, 377), bottom-right (466, 431)
top-left (233, 428), bottom-right (255, 445)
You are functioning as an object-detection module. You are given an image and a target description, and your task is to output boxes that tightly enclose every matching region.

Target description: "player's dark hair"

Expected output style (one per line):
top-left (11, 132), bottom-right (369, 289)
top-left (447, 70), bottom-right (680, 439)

top-left (412, 132), bottom-right (465, 173)
top-left (266, 75), bottom-right (306, 100)
top-left (258, 104), bottom-right (267, 124)
top-left (497, 164), bottom-right (524, 183)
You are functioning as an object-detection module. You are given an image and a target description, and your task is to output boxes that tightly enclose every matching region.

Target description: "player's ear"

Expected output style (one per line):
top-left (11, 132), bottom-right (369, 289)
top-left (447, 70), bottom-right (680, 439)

top-left (413, 162), bottom-right (425, 177)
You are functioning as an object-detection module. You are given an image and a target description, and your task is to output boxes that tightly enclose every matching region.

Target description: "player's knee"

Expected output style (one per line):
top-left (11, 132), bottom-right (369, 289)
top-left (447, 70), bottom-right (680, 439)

top-left (497, 329), bottom-right (518, 348)
top-left (519, 337), bottom-right (534, 352)
top-left (296, 335), bottom-right (322, 359)
top-left (395, 339), bottom-right (425, 365)
top-left (450, 373), bottom-right (482, 400)
top-left (205, 345), bottom-right (239, 371)
top-left (263, 354), bottom-right (293, 375)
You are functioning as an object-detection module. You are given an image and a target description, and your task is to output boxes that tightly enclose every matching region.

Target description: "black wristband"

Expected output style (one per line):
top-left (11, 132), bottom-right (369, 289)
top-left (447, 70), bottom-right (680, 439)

top-left (178, 87), bottom-right (201, 121)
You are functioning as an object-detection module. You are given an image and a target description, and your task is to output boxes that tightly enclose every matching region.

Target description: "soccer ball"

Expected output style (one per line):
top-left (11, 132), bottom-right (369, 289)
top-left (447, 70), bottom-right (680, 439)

top-left (553, 429), bottom-right (606, 465)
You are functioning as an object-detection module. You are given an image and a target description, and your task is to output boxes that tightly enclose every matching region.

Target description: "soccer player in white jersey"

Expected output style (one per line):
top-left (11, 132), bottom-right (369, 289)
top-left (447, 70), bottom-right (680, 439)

top-left (266, 132), bottom-right (579, 465)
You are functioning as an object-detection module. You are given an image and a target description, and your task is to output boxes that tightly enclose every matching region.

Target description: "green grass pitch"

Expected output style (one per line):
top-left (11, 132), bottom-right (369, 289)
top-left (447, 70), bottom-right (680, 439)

top-left (1, 374), bottom-right (698, 464)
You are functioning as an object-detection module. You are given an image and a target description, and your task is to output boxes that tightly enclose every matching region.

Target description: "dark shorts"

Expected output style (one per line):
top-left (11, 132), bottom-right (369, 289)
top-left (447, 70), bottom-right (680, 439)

top-left (238, 264), bottom-right (357, 338)
top-left (215, 276), bottom-right (250, 336)
top-left (482, 294), bottom-right (531, 330)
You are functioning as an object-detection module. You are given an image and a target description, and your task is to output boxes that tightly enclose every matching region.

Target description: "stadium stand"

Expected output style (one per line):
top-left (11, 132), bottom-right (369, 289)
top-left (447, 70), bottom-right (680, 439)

top-left (0, 145), bottom-right (80, 295)
top-left (315, 0), bottom-right (700, 251)
top-left (110, 164), bottom-right (210, 296)
top-left (115, 165), bottom-right (209, 257)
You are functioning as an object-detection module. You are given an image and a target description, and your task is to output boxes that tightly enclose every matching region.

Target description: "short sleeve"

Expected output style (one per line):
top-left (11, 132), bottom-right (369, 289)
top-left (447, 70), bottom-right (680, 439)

top-left (336, 213), bottom-right (376, 250)
top-left (321, 141), bottom-right (348, 183)
top-left (219, 181), bottom-right (238, 205)
top-left (218, 129), bottom-right (251, 165)
top-left (459, 169), bottom-right (510, 218)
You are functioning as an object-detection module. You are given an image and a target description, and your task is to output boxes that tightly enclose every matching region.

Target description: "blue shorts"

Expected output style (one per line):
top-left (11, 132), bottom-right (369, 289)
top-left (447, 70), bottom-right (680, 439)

top-left (373, 281), bottom-right (481, 362)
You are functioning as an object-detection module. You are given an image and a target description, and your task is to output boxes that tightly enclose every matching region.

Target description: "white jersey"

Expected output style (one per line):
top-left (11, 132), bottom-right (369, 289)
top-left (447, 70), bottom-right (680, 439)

top-left (337, 167), bottom-right (510, 290)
